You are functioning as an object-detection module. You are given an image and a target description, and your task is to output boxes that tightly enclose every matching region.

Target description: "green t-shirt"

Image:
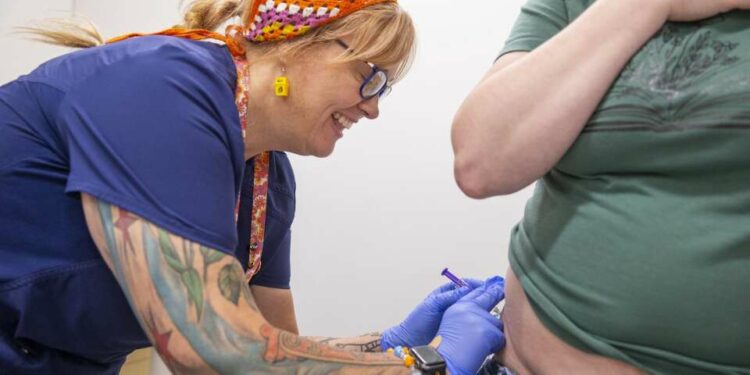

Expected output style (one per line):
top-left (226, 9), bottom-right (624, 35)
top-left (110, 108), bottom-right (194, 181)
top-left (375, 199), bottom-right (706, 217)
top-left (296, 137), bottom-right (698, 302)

top-left (501, 2), bottom-right (750, 374)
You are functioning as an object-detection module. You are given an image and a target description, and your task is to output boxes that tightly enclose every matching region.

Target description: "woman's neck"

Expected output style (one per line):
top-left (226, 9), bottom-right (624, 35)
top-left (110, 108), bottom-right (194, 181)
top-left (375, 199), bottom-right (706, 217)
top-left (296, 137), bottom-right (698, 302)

top-left (241, 50), bottom-right (280, 160)
top-left (243, 118), bottom-right (273, 160)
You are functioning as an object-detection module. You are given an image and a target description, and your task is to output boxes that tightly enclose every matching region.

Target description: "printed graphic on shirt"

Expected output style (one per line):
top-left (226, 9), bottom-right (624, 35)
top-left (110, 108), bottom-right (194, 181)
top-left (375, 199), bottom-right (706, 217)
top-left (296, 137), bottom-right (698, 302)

top-left (588, 16), bottom-right (750, 132)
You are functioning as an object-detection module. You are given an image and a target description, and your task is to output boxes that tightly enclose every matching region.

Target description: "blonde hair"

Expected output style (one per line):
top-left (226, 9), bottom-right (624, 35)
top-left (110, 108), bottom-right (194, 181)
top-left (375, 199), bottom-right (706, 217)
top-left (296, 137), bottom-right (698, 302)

top-left (19, 0), bottom-right (416, 82)
top-left (16, 16), bottom-right (105, 48)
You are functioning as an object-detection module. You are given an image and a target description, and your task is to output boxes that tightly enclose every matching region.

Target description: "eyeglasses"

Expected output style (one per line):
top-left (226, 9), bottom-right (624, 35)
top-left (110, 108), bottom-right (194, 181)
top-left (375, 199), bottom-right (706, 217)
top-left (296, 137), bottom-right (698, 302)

top-left (335, 39), bottom-right (392, 100)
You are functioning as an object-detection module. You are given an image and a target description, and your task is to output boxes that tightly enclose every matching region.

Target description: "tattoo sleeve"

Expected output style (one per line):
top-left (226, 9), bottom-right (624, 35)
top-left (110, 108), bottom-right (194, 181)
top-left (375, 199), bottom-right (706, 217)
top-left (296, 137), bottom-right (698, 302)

top-left (309, 334), bottom-right (383, 353)
top-left (81, 195), bottom-right (408, 374)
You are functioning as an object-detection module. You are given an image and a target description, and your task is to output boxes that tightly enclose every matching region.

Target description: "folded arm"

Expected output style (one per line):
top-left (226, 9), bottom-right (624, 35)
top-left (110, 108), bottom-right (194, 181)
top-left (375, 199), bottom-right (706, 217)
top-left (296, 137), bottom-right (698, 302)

top-left (452, 0), bottom-right (670, 198)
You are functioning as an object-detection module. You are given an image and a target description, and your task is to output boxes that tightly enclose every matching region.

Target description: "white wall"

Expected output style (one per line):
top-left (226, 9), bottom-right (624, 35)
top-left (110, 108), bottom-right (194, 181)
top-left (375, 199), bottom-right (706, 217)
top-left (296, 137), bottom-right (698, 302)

top-left (290, 0), bottom-right (531, 338)
top-left (0, 0), bottom-right (532, 372)
top-left (0, 0), bottom-right (73, 84)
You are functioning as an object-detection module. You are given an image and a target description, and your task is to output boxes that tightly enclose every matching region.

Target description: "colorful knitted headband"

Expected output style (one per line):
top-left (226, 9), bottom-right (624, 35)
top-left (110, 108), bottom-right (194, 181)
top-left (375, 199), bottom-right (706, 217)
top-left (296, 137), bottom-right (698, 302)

top-left (245, 0), bottom-right (396, 43)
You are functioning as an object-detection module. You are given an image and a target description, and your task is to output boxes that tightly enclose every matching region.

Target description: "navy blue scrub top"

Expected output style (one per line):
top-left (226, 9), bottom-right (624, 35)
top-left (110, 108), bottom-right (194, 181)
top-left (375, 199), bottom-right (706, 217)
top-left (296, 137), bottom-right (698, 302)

top-left (0, 36), bottom-right (295, 374)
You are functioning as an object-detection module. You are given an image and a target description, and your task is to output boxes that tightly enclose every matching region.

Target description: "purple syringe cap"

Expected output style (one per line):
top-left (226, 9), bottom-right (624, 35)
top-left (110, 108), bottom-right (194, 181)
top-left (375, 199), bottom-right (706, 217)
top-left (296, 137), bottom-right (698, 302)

top-left (441, 267), bottom-right (468, 287)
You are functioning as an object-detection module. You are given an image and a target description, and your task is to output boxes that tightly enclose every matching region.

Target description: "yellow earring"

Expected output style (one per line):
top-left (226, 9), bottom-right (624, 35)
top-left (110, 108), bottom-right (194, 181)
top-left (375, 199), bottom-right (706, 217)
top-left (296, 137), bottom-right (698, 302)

top-left (274, 67), bottom-right (289, 97)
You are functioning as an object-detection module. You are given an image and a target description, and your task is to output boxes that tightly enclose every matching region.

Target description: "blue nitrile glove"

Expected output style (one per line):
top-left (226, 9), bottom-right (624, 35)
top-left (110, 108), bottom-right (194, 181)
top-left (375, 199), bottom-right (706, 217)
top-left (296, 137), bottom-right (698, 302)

top-left (435, 276), bottom-right (506, 375)
top-left (381, 278), bottom-right (483, 350)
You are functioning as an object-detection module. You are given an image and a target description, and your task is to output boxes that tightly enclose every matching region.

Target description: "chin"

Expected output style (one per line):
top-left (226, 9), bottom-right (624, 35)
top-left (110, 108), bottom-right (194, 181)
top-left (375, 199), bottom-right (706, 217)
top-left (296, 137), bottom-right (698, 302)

top-left (311, 144), bottom-right (336, 158)
top-left (298, 133), bottom-right (338, 157)
top-left (290, 141), bottom-right (335, 158)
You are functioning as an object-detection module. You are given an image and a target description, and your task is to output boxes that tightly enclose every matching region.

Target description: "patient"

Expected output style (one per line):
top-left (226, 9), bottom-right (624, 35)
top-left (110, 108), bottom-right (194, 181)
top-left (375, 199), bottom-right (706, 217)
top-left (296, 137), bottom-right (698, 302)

top-left (453, 0), bottom-right (750, 374)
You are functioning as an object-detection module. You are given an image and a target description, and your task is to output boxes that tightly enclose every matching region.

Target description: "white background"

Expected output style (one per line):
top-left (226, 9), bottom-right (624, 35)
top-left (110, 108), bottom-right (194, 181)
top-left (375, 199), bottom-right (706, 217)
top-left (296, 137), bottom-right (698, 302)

top-left (0, 0), bottom-right (532, 372)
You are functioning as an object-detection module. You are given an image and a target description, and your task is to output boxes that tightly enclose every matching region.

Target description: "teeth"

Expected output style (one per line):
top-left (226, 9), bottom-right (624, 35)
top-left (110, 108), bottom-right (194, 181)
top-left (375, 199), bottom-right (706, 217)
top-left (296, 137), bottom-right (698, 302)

top-left (333, 112), bottom-right (354, 129)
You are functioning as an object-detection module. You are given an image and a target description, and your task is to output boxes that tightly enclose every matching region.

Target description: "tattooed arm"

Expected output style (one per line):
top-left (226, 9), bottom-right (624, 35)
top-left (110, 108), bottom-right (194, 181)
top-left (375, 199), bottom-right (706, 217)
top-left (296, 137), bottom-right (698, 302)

top-left (308, 334), bottom-right (384, 353)
top-left (81, 194), bottom-right (409, 374)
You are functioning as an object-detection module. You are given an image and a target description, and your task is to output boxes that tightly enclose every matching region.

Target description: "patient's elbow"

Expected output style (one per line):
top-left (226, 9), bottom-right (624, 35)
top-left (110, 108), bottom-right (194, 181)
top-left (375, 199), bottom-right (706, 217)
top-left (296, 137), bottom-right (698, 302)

top-left (454, 152), bottom-right (526, 199)
top-left (455, 175), bottom-right (490, 200)
top-left (452, 114), bottom-right (527, 198)
top-left (454, 154), bottom-right (494, 199)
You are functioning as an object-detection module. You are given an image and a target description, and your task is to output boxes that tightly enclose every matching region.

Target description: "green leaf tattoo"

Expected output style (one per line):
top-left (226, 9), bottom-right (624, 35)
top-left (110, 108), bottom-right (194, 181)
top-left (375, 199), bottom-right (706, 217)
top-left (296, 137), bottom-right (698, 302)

top-left (182, 269), bottom-right (204, 320)
top-left (159, 231), bottom-right (186, 272)
top-left (202, 246), bottom-right (224, 263)
top-left (201, 246), bottom-right (224, 282)
top-left (159, 229), bottom-right (205, 320)
top-left (219, 264), bottom-right (242, 305)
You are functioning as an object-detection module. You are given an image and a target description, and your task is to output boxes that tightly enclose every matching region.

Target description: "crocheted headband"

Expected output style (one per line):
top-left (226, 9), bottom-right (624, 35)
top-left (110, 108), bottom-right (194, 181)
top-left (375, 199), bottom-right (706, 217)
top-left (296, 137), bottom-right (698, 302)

top-left (245, 0), bottom-right (396, 43)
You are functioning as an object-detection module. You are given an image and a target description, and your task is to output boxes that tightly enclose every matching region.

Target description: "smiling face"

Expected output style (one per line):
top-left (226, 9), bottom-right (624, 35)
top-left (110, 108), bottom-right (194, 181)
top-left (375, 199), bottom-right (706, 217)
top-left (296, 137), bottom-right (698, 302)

top-left (277, 41), bottom-right (386, 157)
top-left (242, 2), bottom-right (415, 159)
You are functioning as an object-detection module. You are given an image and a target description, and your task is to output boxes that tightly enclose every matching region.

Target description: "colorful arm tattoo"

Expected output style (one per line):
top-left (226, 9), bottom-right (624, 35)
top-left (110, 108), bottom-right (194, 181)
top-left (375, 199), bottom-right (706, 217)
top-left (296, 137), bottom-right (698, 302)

top-left (83, 196), bottom-right (408, 374)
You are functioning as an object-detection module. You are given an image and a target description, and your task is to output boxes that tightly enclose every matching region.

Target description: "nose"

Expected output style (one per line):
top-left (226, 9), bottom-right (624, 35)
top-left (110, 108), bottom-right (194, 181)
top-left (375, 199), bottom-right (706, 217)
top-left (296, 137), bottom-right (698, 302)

top-left (358, 96), bottom-right (380, 120)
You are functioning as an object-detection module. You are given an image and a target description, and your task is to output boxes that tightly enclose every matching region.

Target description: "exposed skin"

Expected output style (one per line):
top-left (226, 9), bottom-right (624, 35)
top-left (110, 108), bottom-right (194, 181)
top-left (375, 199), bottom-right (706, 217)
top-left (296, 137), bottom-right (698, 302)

top-left (452, 0), bottom-right (750, 373)
top-left (83, 194), bottom-right (410, 374)
top-left (452, 0), bottom-right (750, 199)
top-left (79, 35), bottom-right (419, 374)
top-left (251, 285), bottom-right (299, 334)
top-left (497, 269), bottom-right (646, 375)
top-left (236, 36), bottom-right (395, 338)
top-left (243, 37), bottom-right (387, 159)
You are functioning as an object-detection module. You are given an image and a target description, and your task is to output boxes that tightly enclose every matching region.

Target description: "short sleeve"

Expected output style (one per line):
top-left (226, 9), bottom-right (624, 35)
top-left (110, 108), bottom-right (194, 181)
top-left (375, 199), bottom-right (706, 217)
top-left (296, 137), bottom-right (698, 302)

top-left (499, 0), bottom-right (570, 58)
top-left (60, 41), bottom-right (244, 254)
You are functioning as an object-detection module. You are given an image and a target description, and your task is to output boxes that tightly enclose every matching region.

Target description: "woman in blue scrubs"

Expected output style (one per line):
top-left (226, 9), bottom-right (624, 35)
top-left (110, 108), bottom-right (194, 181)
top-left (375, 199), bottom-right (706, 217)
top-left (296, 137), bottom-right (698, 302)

top-left (0, 0), bottom-right (506, 373)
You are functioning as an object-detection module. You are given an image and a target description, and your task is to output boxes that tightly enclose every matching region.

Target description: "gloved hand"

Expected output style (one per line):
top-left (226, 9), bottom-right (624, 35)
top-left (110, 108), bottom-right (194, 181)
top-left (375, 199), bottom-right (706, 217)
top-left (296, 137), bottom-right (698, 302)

top-left (435, 276), bottom-right (506, 375)
top-left (381, 278), bottom-right (483, 350)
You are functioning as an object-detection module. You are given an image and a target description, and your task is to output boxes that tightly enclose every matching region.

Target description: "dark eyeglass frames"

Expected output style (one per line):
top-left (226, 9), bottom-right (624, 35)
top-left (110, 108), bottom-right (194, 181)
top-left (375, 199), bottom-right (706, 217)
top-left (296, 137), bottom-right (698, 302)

top-left (334, 39), bottom-right (392, 100)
